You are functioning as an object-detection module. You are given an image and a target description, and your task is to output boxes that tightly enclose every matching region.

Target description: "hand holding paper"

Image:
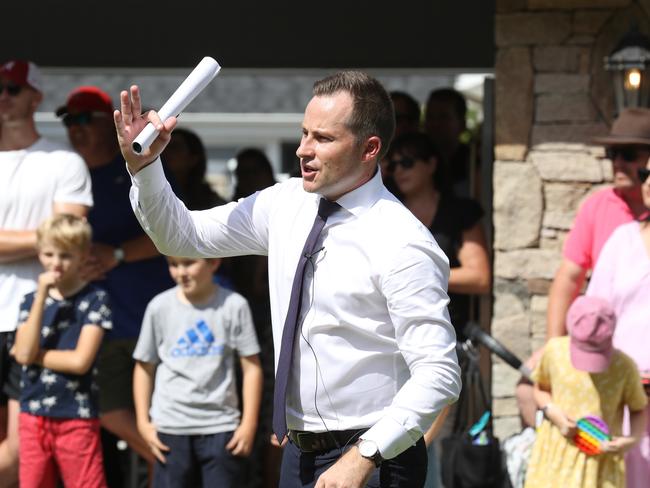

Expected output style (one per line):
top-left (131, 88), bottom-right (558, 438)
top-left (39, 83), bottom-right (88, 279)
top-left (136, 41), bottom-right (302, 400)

top-left (132, 57), bottom-right (221, 154)
top-left (113, 56), bottom-right (221, 174)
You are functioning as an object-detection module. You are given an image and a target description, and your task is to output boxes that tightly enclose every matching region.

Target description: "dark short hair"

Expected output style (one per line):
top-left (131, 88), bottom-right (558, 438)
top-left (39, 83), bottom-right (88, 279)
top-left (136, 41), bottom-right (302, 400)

top-left (313, 71), bottom-right (395, 160)
top-left (235, 148), bottom-right (274, 180)
top-left (387, 131), bottom-right (450, 194)
top-left (234, 147), bottom-right (277, 199)
top-left (390, 91), bottom-right (421, 124)
top-left (172, 128), bottom-right (207, 183)
top-left (425, 88), bottom-right (467, 122)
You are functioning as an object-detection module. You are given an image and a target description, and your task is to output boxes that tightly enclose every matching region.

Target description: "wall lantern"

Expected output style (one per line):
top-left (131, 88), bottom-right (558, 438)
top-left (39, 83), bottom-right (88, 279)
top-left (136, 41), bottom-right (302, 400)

top-left (604, 26), bottom-right (650, 114)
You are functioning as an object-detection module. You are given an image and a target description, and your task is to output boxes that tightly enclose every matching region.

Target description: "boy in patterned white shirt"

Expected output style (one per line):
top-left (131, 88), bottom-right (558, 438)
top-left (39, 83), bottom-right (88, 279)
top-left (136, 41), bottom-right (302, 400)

top-left (12, 214), bottom-right (112, 488)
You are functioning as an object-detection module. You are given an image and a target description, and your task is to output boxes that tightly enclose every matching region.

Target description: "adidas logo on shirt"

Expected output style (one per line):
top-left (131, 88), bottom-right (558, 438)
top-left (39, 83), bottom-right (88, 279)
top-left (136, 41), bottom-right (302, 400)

top-left (170, 319), bottom-right (224, 357)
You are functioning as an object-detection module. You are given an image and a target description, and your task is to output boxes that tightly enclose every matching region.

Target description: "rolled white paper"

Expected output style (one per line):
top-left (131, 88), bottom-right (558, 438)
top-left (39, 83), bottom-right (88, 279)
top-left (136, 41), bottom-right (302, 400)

top-left (132, 56), bottom-right (221, 154)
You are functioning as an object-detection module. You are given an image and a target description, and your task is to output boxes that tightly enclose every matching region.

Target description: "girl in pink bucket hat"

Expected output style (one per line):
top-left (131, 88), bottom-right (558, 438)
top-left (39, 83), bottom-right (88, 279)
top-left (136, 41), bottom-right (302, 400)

top-left (524, 295), bottom-right (648, 488)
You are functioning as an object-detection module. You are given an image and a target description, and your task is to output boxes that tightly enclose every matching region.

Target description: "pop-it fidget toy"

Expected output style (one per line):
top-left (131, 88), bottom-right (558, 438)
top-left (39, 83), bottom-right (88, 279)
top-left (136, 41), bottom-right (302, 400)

top-left (574, 415), bottom-right (610, 455)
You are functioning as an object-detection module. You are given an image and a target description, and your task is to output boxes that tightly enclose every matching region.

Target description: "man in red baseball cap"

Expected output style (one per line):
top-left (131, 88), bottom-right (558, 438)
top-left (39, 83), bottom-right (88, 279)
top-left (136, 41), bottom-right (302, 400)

top-left (55, 86), bottom-right (115, 164)
top-left (0, 60), bottom-right (93, 485)
top-left (56, 85), bottom-right (113, 116)
top-left (0, 60), bottom-right (43, 94)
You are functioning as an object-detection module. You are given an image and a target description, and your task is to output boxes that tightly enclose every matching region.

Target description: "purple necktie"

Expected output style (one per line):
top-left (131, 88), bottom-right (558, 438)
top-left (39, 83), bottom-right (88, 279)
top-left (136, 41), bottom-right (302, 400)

top-left (273, 198), bottom-right (341, 442)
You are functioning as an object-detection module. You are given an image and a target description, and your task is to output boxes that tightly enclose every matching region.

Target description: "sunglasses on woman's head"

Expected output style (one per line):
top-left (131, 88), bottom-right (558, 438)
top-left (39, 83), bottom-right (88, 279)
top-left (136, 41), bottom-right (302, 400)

top-left (387, 156), bottom-right (417, 172)
top-left (606, 147), bottom-right (645, 163)
top-left (0, 83), bottom-right (22, 96)
top-left (638, 167), bottom-right (650, 183)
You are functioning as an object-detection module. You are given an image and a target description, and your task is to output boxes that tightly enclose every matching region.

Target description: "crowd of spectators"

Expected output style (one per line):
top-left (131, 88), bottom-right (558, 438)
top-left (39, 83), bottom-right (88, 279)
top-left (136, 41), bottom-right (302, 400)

top-left (0, 58), bottom-right (489, 488)
top-left (2, 56), bottom-right (649, 488)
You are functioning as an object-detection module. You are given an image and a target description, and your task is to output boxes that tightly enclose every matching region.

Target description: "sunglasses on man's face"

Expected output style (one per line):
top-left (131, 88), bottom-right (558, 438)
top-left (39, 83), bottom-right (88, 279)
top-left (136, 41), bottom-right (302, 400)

top-left (638, 167), bottom-right (650, 183)
top-left (606, 147), bottom-right (646, 163)
top-left (62, 112), bottom-right (97, 128)
top-left (387, 156), bottom-right (417, 172)
top-left (0, 83), bottom-right (23, 96)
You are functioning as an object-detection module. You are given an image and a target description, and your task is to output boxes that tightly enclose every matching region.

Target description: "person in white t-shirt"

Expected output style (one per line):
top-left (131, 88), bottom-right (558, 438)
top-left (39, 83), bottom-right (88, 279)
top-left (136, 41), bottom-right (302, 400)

top-left (0, 59), bottom-right (92, 487)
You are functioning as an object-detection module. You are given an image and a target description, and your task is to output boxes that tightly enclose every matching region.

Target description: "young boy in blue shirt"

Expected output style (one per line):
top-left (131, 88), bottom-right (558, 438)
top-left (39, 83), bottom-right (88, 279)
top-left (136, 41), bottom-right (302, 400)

top-left (13, 214), bottom-right (111, 488)
top-left (133, 256), bottom-right (263, 487)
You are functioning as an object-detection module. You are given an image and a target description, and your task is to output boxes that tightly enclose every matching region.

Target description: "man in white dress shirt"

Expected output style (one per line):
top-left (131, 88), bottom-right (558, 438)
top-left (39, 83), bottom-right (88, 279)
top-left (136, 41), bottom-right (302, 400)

top-left (116, 71), bottom-right (461, 488)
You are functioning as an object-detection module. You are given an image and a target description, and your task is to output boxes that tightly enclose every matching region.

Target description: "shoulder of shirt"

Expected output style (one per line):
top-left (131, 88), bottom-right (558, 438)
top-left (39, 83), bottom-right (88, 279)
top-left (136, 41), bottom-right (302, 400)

top-left (267, 178), bottom-right (438, 248)
top-left (270, 177), bottom-right (304, 198)
top-left (77, 283), bottom-right (109, 300)
top-left (147, 287), bottom-right (179, 309)
top-left (236, 177), bottom-right (304, 210)
top-left (578, 186), bottom-right (618, 210)
top-left (547, 335), bottom-right (566, 346)
top-left (609, 220), bottom-right (639, 239)
top-left (29, 138), bottom-right (78, 156)
top-left (27, 139), bottom-right (86, 169)
top-left (611, 349), bottom-right (639, 373)
top-left (21, 290), bottom-right (37, 302)
top-left (595, 221), bottom-right (638, 259)
top-left (366, 194), bottom-right (437, 244)
top-left (214, 286), bottom-right (249, 309)
top-left (546, 336), bottom-right (568, 353)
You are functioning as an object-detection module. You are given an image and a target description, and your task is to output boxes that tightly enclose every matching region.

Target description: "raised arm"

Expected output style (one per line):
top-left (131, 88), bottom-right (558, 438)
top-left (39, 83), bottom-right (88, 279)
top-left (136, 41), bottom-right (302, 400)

top-left (117, 85), bottom-right (273, 260)
top-left (13, 274), bottom-right (54, 365)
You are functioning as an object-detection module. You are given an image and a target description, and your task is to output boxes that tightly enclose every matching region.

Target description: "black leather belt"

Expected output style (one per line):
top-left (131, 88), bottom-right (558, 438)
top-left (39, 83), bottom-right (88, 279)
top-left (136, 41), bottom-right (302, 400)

top-left (288, 429), bottom-right (366, 453)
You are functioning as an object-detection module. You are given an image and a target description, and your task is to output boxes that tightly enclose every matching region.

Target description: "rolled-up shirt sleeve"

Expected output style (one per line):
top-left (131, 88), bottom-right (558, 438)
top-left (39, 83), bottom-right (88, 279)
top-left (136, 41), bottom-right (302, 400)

top-left (361, 240), bottom-right (461, 459)
top-left (129, 158), bottom-right (271, 258)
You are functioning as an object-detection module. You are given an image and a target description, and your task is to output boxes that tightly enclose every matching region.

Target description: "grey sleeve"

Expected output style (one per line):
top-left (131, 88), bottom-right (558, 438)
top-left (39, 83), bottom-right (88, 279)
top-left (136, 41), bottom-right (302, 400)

top-left (232, 299), bottom-right (260, 357)
top-left (132, 302), bottom-right (161, 364)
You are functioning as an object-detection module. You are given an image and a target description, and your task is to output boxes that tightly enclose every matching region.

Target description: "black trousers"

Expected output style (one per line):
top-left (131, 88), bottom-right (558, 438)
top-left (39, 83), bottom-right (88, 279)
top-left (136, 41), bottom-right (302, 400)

top-left (279, 437), bottom-right (427, 488)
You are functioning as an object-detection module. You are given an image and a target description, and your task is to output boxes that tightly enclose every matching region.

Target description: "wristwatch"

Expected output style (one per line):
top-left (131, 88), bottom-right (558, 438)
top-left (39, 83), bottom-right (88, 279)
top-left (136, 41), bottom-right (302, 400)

top-left (113, 246), bottom-right (125, 264)
top-left (356, 439), bottom-right (383, 467)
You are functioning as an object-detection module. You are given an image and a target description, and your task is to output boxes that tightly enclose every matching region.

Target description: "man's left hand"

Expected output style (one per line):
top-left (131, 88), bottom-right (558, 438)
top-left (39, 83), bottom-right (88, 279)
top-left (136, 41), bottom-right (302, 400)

top-left (314, 445), bottom-right (375, 488)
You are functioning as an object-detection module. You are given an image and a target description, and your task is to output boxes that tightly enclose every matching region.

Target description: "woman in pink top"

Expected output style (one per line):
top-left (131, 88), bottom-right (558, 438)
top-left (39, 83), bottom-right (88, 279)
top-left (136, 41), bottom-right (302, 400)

top-left (587, 164), bottom-right (650, 488)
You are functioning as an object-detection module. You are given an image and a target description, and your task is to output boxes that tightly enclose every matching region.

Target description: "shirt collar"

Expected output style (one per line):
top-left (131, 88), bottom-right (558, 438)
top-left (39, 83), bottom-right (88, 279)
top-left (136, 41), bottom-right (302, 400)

top-left (332, 167), bottom-right (384, 217)
top-left (610, 187), bottom-right (650, 221)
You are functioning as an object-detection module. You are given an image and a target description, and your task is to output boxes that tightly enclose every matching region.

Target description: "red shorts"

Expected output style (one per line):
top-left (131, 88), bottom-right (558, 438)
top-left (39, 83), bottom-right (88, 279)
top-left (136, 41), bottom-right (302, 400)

top-left (19, 412), bottom-right (107, 488)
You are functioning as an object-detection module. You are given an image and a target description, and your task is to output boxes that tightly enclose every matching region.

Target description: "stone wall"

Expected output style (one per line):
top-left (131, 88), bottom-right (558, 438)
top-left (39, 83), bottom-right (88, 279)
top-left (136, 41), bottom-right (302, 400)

top-left (492, 0), bottom-right (650, 438)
